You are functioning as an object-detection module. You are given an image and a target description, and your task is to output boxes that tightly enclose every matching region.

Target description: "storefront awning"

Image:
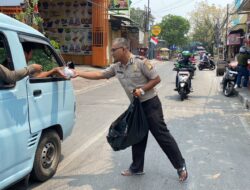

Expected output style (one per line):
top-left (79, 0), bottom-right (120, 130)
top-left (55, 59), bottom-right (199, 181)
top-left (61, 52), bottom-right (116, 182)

top-left (237, 0), bottom-right (250, 14)
top-left (109, 14), bottom-right (140, 31)
top-left (229, 23), bottom-right (246, 33)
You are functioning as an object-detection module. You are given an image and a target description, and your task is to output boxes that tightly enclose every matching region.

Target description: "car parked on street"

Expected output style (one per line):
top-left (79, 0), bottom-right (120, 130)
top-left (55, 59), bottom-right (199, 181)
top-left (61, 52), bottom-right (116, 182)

top-left (0, 13), bottom-right (76, 189)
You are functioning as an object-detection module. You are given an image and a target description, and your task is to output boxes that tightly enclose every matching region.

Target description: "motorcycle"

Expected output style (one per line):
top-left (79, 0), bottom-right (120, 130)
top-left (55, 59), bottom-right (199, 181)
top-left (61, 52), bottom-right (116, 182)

top-left (198, 59), bottom-right (215, 70)
top-left (175, 68), bottom-right (192, 101)
top-left (221, 66), bottom-right (238, 97)
top-left (174, 61), bottom-right (196, 79)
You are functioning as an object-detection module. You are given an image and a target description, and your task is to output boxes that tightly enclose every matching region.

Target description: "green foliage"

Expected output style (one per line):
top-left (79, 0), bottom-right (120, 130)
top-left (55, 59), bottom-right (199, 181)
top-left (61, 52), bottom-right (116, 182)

top-left (0, 48), bottom-right (6, 64)
top-left (50, 40), bottom-right (60, 49)
top-left (130, 7), bottom-right (154, 30)
top-left (130, 7), bottom-right (146, 29)
top-left (159, 14), bottom-right (190, 48)
top-left (15, 0), bottom-right (43, 29)
top-left (189, 1), bottom-right (226, 53)
top-left (30, 49), bottom-right (57, 71)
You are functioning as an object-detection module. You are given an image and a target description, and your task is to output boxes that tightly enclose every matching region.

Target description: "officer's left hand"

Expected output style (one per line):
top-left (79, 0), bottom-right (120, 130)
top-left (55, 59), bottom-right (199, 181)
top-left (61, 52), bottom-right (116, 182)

top-left (133, 88), bottom-right (142, 97)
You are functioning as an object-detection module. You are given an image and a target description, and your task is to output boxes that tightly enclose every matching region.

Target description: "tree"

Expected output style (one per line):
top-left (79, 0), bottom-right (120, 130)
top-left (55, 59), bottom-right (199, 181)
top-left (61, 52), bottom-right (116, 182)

top-left (188, 1), bottom-right (226, 53)
top-left (130, 7), bottom-right (154, 31)
top-left (159, 14), bottom-right (190, 48)
top-left (15, 0), bottom-right (43, 31)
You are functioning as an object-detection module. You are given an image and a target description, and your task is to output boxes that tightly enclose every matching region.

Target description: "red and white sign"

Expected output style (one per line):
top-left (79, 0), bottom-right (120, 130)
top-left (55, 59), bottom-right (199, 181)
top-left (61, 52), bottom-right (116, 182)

top-left (150, 36), bottom-right (158, 45)
top-left (227, 33), bottom-right (241, 45)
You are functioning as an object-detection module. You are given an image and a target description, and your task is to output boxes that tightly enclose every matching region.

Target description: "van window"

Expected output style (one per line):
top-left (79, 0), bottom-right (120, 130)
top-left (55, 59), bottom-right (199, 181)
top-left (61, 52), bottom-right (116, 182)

top-left (21, 41), bottom-right (65, 83)
top-left (0, 33), bottom-right (15, 88)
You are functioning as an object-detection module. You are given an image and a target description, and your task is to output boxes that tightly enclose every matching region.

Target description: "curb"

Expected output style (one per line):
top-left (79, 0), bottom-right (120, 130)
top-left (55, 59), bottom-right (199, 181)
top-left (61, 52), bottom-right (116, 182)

top-left (237, 91), bottom-right (250, 109)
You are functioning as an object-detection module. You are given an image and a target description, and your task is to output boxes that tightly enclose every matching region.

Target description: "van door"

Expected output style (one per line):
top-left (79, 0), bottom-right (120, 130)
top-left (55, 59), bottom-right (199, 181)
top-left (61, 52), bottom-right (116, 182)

top-left (20, 36), bottom-right (75, 135)
top-left (0, 32), bottom-right (34, 187)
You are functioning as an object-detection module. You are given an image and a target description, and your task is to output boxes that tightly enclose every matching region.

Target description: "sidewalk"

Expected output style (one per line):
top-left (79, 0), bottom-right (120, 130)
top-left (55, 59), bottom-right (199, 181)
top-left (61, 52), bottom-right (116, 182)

top-left (236, 87), bottom-right (250, 109)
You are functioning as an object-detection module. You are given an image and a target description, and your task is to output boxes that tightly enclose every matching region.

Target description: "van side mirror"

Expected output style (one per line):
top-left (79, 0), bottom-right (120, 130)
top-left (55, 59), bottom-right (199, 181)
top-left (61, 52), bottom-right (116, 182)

top-left (67, 61), bottom-right (75, 69)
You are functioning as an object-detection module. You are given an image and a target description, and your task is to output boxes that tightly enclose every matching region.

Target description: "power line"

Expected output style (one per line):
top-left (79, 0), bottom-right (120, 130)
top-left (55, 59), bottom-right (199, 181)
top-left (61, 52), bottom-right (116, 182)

top-left (156, 0), bottom-right (194, 13)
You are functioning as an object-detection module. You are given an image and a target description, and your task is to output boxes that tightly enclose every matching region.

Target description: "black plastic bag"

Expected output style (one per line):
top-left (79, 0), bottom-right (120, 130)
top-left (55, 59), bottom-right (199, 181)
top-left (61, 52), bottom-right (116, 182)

top-left (107, 98), bottom-right (149, 151)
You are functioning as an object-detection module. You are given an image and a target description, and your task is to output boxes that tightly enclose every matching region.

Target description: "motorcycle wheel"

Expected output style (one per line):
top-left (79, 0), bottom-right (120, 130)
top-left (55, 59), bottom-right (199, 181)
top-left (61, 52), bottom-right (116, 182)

top-left (179, 88), bottom-right (186, 101)
top-left (223, 82), bottom-right (234, 97)
top-left (198, 65), bottom-right (203, 70)
top-left (209, 64), bottom-right (216, 70)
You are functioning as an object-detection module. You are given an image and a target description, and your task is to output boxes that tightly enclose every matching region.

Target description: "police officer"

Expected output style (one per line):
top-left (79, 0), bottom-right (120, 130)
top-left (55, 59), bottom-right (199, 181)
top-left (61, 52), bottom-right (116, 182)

top-left (75, 38), bottom-right (188, 182)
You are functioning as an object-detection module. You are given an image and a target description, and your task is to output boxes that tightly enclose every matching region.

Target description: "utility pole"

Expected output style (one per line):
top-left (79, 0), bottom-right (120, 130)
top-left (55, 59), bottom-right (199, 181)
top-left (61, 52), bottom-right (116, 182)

top-left (225, 4), bottom-right (229, 61)
top-left (147, 0), bottom-right (150, 32)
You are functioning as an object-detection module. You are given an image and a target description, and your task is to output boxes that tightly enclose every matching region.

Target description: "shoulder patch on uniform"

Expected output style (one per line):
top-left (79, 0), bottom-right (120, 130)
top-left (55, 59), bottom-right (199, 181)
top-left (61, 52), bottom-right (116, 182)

top-left (144, 60), bottom-right (153, 70)
top-left (135, 55), bottom-right (145, 60)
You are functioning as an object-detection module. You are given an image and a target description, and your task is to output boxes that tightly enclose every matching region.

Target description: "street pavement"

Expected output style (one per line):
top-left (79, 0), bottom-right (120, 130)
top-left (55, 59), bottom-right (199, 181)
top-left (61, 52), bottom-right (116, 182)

top-left (7, 59), bottom-right (250, 190)
top-left (73, 60), bottom-right (250, 110)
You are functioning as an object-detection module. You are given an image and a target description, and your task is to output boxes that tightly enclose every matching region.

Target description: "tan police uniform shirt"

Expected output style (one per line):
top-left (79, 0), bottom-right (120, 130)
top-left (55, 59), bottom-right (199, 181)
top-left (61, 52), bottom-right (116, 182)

top-left (102, 55), bottom-right (158, 102)
top-left (0, 64), bottom-right (36, 84)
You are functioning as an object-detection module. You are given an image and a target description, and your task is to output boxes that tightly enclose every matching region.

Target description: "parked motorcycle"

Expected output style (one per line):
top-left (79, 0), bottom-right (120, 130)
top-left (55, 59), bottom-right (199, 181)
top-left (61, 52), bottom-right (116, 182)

top-left (175, 68), bottom-right (192, 101)
top-left (221, 66), bottom-right (238, 97)
top-left (198, 59), bottom-right (216, 70)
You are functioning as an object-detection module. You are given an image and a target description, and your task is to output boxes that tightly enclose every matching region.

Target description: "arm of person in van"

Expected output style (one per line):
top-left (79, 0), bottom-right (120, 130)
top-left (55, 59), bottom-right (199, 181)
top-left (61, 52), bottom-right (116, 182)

top-left (0, 64), bottom-right (42, 83)
top-left (33, 67), bottom-right (66, 78)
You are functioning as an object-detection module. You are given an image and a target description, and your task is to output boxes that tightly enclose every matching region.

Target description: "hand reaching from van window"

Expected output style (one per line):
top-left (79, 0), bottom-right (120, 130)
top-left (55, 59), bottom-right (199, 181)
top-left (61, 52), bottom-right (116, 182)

top-left (33, 67), bottom-right (66, 78)
top-left (29, 64), bottom-right (42, 73)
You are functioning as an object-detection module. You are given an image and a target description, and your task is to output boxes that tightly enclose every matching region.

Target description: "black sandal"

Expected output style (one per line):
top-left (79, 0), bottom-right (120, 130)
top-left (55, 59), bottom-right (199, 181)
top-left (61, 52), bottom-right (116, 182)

top-left (177, 165), bottom-right (188, 182)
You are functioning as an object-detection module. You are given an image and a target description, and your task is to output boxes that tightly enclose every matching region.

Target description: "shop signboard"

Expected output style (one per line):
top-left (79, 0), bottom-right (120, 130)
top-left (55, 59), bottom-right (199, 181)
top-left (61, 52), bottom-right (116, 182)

top-left (39, 0), bottom-right (93, 55)
top-left (227, 33), bottom-right (241, 45)
top-left (151, 25), bottom-right (161, 36)
top-left (109, 0), bottom-right (129, 10)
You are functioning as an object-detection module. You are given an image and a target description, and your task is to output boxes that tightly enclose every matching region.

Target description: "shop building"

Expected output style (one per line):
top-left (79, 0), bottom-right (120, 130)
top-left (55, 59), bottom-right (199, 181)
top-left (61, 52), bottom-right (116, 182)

top-left (1, 0), bottom-right (141, 67)
top-left (38, 0), bottom-right (109, 67)
top-left (0, 1), bottom-right (22, 17)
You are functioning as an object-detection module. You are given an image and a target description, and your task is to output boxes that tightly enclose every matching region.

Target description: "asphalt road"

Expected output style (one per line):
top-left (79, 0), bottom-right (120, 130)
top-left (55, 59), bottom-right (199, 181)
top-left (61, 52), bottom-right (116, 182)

top-left (12, 60), bottom-right (250, 190)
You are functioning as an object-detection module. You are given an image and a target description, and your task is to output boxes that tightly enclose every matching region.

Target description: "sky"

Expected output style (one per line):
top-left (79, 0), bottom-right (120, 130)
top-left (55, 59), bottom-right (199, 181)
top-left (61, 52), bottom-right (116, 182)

top-left (131, 0), bottom-right (233, 22)
top-left (0, 0), bottom-right (232, 21)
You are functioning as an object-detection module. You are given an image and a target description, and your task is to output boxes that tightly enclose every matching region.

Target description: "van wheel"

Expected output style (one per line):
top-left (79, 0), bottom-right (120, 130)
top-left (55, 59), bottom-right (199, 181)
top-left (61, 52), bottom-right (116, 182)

top-left (31, 130), bottom-right (61, 182)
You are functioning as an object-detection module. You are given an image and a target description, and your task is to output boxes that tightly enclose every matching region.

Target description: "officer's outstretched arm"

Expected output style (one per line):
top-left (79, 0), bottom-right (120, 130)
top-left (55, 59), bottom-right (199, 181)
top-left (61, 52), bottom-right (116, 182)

top-left (75, 70), bottom-right (106, 80)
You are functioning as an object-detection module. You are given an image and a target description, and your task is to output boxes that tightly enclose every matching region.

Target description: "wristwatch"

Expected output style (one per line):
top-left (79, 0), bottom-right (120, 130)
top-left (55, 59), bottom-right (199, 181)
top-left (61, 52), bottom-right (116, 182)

top-left (139, 88), bottom-right (145, 95)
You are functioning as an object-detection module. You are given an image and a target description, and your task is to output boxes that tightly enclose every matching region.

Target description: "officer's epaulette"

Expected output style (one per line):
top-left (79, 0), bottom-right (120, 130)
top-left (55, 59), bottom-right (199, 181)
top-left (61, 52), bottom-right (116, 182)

top-left (135, 55), bottom-right (146, 60)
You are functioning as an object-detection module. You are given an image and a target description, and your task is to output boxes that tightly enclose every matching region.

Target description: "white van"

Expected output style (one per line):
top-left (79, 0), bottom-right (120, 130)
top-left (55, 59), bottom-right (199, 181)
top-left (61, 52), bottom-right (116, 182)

top-left (0, 13), bottom-right (76, 189)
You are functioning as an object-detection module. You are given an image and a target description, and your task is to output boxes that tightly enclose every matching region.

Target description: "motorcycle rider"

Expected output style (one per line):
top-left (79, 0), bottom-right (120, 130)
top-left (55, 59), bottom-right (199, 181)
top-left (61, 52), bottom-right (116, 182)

top-left (235, 46), bottom-right (250, 88)
top-left (174, 51), bottom-right (193, 91)
top-left (200, 52), bottom-right (209, 66)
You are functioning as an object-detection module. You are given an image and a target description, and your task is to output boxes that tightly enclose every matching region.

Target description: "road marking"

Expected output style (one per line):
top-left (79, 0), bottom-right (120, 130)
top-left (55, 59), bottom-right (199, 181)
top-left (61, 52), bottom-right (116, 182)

top-left (58, 124), bottom-right (109, 172)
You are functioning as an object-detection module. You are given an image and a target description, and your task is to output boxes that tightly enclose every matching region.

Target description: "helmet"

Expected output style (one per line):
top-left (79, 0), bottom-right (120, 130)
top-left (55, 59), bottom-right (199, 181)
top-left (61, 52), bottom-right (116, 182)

top-left (239, 46), bottom-right (247, 53)
top-left (182, 51), bottom-right (192, 57)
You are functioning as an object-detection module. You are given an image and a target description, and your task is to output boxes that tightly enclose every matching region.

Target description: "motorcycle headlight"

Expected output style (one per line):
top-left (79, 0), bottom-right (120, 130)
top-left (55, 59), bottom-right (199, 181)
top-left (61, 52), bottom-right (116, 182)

top-left (180, 83), bottom-right (185, 87)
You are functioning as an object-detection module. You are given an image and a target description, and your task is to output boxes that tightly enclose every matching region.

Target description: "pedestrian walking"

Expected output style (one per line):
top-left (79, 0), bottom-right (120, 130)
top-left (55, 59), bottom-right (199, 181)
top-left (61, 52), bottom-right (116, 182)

top-left (75, 38), bottom-right (188, 182)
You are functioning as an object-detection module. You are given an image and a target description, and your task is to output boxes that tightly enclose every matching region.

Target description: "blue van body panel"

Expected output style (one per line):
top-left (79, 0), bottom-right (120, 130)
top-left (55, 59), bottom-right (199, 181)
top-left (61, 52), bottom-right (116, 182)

top-left (0, 80), bottom-right (41, 189)
top-left (0, 13), bottom-right (44, 37)
top-left (0, 14), bottom-right (76, 189)
top-left (27, 80), bottom-right (76, 136)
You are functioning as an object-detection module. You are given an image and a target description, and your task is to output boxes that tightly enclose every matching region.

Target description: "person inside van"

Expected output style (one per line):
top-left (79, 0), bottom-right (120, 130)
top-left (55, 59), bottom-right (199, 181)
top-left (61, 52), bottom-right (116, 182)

top-left (0, 61), bottom-right (42, 84)
top-left (22, 42), bottom-right (66, 78)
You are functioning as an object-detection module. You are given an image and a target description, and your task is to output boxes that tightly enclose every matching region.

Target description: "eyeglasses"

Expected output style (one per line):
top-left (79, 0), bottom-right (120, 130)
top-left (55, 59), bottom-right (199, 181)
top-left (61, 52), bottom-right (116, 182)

top-left (111, 47), bottom-right (123, 52)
